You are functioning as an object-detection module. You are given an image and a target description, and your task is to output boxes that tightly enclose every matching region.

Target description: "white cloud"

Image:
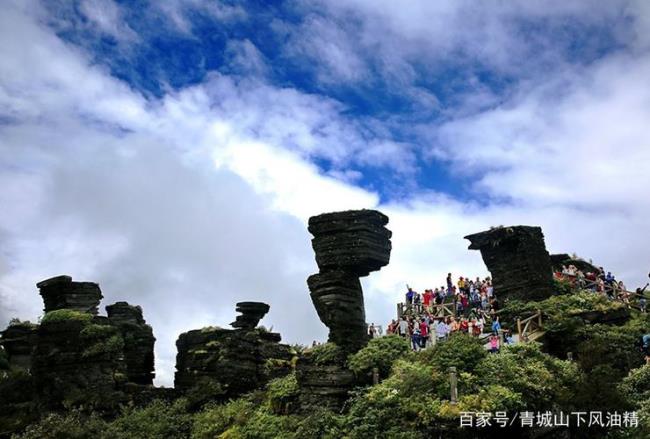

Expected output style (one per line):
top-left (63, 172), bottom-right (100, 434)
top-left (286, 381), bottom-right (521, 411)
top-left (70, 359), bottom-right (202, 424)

top-left (2, 0), bottom-right (650, 389)
top-left (79, 0), bottom-right (139, 42)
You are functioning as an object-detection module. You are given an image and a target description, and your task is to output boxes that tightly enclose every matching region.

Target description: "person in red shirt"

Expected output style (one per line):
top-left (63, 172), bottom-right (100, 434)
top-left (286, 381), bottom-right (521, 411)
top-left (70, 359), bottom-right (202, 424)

top-left (419, 318), bottom-right (429, 348)
top-left (459, 318), bottom-right (469, 333)
top-left (423, 289), bottom-right (432, 310)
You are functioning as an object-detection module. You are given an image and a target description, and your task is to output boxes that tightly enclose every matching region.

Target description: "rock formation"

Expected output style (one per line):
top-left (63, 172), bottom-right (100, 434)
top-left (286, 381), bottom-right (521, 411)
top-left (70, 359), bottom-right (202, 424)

top-left (32, 314), bottom-right (127, 411)
top-left (0, 322), bottom-right (38, 370)
top-left (464, 226), bottom-right (554, 302)
top-left (306, 209), bottom-right (392, 352)
top-left (174, 303), bottom-right (292, 403)
top-left (230, 301), bottom-right (270, 329)
top-left (298, 209), bottom-right (392, 411)
top-left (106, 301), bottom-right (155, 385)
top-left (0, 275), bottom-right (156, 423)
top-left (37, 275), bottom-right (103, 315)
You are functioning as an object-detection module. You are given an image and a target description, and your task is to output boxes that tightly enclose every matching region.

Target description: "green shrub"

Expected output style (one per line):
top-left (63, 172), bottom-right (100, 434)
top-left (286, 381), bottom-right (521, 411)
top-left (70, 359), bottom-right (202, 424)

top-left (41, 310), bottom-right (93, 324)
top-left (82, 334), bottom-right (124, 358)
top-left (348, 335), bottom-right (410, 379)
top-left (307, 342), bottom-right (345, 365)
top-left (234, 409), bottom-right (299, 439)
top-left (14, 410), bottom-right (108, 439)
top-left (104, 399), bottom-right (192, 439)
top-left (553, 278), bottom-right (574, 295)
top-left (422, 333), bottom-right (486, 373)
top-left (185, 378), bottom-right (226, 410)
top-left (289, 408), bottom-right (345, 439)
top-left (474, 343), bottom-right (581, 411)
top-left (192, 398), bottom-right (255, 439)
top-left (80, 324), bottom-right (118, 339)
top-left (619, 364), bottom-right (650, 406)
top-left (266, 373), bottom-right (299, 414)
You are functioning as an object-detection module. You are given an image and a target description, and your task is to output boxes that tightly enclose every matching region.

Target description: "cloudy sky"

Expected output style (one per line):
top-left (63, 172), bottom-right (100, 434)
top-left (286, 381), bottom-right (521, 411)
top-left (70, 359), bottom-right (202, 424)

top-left (1, 0), bottom-right (649, 386)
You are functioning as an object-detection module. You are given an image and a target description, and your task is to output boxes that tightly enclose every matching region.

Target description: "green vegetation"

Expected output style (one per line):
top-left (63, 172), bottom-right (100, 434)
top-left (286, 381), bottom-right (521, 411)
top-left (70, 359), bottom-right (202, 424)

top-left (8, 287), bottom-right (650, 439)
top-left (40, 309), bottom-right (93, 324)
top-left (348, 334), bottom-right (410, 378)
top-left (306, 342), bottom-right (345, 365)
top-left (266, 373), bottom-right (299, 414)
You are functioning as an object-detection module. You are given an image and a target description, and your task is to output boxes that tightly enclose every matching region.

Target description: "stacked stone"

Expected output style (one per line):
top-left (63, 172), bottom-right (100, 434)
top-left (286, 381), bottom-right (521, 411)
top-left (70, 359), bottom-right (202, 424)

top-left (37, 275), bottom-right (103, 315)
top-left (175, 303), bottom-right (292, 401)
top-left (308, 209), bottom-right (392, 276)
top-left (0, 322), bottom-right (38, 370)
top-left (464, 226), bottom-right (554, 302)
top-left (306, 209), bottom-right (392, 352)
top-left (106, 301), bottom-right (156, 385)
top-left (298, 209), bottom-right (392, 412)
top-left (230, 302), bottom-right (270, 329)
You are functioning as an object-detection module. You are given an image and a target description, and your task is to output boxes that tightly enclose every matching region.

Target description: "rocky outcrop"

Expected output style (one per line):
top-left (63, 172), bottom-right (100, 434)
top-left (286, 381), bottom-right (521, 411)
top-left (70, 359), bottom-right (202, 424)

top-left (32, 315), bottom-right (127, 411)
top-left (230, 302), bottom-right (270, 330)
top-left (0, 322), bottom-right (38, 370)
top-left (465, 226), bottom-right (554, 302)
top-left (106, 301), bottom-right (155, 385)
top-left (306, 209), bottom-right (392, 353)
top-left (295, 357), bottom-right (356, 411)
top-left (175, 303), bottom-right (292, 403)
top-left (0, 276), bottom-right (156, 420)
top-left (298, 209), bottom-right (392, 412)
top-left (37, 275), bottom-right (103, 315)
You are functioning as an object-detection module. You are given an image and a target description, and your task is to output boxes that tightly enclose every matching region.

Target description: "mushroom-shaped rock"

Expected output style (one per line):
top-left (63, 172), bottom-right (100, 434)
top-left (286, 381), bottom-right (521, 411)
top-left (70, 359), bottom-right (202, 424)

top-left (230, 302), bottom-right (270, 329)
top-left (464, 226), bottom-right (554, 302)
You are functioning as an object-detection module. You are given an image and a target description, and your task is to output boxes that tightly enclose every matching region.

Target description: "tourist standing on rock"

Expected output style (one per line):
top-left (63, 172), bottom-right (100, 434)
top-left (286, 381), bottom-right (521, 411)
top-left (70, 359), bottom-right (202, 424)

top-left (406, 286), bottom-right (415, 305)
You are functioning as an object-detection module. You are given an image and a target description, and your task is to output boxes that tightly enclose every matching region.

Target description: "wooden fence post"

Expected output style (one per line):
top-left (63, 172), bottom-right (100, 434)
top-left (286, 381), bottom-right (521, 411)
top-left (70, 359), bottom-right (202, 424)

top-left (537, 309), bottom-right (543, 327)
top-left (517, 318), bottom-right (522, 336)
top-left (449, 366), bottom-right (458, 404)
top-left (372, 367), bottom-right (379, 385)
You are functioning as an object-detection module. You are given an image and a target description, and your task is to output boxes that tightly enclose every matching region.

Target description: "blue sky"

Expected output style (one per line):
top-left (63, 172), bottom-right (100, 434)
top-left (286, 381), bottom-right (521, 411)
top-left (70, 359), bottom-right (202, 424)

top-left (2, 0), bottom-right (650, 385)
top-left (39, 0), bottom-right (632, 202)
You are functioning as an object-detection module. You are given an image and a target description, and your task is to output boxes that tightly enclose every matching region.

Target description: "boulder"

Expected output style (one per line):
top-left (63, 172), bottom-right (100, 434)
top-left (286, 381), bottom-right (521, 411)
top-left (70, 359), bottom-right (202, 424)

top-left (465, 226), bottom-right (554, 301)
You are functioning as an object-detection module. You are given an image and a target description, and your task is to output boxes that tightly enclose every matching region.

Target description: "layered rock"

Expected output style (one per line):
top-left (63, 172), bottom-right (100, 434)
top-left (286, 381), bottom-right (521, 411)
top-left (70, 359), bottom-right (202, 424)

top-left (32, 315), bottom-right (127, 411)
top-left (299, 209), bottom-right (392, 412)
top-left (230, 301), bottom-right (270, 330)
top-left (307, 209), bottom-right (392, 352)
top-left (465, 226), bottom-right (554, 302)
top-left (175, 303), bottom-right (292, 402)
top-left (0, 322), bottom-right (38, 370)
top-left (106, 301), bottom-right (155, 385)
top-left (308, 209), bottom-right (391, 276)
top-left (37, 275), bottom-right (103, 315)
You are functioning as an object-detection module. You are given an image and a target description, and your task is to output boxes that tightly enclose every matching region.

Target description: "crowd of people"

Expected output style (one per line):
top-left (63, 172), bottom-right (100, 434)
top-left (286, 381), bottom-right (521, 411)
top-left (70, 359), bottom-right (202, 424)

top-left (382, 274), bottom-right (511, 351)
top-left (556, 264), bottom-right (648, 311)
